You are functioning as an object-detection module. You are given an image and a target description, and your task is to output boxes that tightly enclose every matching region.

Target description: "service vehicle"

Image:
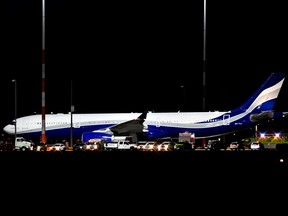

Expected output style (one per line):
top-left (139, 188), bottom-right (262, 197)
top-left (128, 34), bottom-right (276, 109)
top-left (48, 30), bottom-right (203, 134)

top-left (50, 143), bottom-right (66, 151)
top-left (104, 140), bottom-right (137, 151)
top-left (14, 137), bottom-right (34, 151)
top-left (73, 143), bottom-right (85, 151)
top-left (83, 142), bottom-right (99, 151)
top-left (140, 141), bottom-right (158, 151)
top-left (229, 141), bottom-right (245, 151)
top-left (250, 141), bottom-right (264, 150)
top-left (205, 139), bottom-right (227, 151)
top-left (157, 141), bottom-right (174, 151)
top-left (174, 141), bottom-right (195, 151)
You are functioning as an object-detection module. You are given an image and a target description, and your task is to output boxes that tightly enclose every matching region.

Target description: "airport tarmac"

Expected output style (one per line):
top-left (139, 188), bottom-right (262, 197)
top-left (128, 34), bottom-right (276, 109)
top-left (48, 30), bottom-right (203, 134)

top-left (1, 149), bottom-right (287, 173)
top-left (0, 149), bottom-right (286, 211)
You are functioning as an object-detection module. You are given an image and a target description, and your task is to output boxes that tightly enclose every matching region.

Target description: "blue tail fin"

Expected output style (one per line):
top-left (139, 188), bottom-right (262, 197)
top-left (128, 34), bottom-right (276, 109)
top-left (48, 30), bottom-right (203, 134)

top-left (238, 72), bottom-right (286, 113)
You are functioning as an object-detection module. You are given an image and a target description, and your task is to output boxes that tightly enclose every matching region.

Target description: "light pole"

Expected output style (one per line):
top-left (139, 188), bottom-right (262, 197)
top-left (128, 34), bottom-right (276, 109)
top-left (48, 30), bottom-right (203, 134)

top-left (70, 80), bottom-right (74, 147)
top-left (202, 0), bottom-right (206, 112)
top-left (12, 79), bottom-right (17, 141)
top-left (255, 124), bottom-right (258, 141)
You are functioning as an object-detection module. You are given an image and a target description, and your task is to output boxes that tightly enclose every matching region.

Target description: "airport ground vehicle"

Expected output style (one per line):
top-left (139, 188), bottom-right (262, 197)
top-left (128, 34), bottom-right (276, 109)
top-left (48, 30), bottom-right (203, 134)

top-left (138, 141), bottom-right (158, 151)
top-left (174, 141), bottom-right (195, 151)
top-left (136, 141), bottom-right (147, 150)
top-left (157, 141), bottom-right (174, 151)
top-left (229, 141), bottom-right (245, 151)
top-left (73, 143), bottom-right (85, 151)
top-left (50, 143), bottom-right (66, 151)
top-left (83, 142), bottom-right (99, 151)
top-left (205, 140), bottom-right (227, 151)
top-left (104, 140), bottom-right (137, 151)
top-left (250, 141), bottom-right (264, 150)
top-left (14, 137), bottom-right (34, 151)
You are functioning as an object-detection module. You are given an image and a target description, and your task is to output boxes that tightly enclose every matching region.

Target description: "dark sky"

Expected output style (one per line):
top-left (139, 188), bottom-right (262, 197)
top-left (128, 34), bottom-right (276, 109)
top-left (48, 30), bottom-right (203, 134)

top-left (1, 0), bottom-right (288, 132)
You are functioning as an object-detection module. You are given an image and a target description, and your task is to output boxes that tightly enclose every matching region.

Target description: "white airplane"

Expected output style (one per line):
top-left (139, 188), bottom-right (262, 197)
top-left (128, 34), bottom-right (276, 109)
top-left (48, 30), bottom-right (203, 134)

top-left (3, 72), bottom-right (288, 143)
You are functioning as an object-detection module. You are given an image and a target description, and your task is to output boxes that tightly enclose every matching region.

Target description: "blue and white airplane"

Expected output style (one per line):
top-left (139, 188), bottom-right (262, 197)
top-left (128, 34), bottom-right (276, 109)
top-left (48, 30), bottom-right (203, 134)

top-left (3, 72), bottom-right (288, 143)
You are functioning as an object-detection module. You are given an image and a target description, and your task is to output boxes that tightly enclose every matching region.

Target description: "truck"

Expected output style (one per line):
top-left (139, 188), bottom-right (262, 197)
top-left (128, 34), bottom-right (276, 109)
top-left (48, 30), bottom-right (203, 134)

top-left (104, 140), bottom-right (137, 151)
top-left (14, 137), bottom-right (34, 151)
top-left (179, 132), bottom-right (195, 142)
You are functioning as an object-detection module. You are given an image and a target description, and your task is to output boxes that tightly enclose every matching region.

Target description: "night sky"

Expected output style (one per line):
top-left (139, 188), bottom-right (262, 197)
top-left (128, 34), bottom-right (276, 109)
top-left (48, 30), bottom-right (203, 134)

top-left (1, 0), bottom-right (288, 133)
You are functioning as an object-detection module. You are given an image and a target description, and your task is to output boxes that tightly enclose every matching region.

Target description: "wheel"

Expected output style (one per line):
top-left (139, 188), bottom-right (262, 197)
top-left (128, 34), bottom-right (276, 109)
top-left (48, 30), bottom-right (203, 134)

top-left (20, 147), bottom-right (27, 151)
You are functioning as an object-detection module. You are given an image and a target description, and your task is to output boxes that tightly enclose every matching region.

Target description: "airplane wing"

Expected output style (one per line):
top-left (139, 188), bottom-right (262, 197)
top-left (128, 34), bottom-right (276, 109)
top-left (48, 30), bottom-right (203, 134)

top-left (108, 112), bottom-right (147, 134)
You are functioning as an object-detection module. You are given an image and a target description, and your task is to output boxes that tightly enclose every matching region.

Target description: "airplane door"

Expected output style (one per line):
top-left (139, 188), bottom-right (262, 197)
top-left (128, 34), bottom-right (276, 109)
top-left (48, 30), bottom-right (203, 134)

top-left (223, 114), bottom-right (230, 125)
top-left (156, 119), bottom-right (161, 127)
top-left (74, 122), bottom-right (80, 128)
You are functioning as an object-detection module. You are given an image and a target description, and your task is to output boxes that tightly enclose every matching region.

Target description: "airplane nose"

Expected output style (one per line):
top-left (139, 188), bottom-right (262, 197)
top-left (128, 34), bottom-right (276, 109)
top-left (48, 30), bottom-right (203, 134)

top-left (3, 124), bottom-right (14, 134)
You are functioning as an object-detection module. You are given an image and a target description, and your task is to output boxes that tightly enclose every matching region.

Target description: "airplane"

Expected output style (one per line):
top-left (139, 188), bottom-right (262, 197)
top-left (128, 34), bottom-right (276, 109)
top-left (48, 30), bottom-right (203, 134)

top-left (3, 72), bottom-right (288, 144)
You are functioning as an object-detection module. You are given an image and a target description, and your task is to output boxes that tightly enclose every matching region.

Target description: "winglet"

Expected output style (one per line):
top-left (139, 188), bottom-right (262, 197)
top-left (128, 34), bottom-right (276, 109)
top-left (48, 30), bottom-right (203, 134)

top-left (136, 112), bottom-right (147, 124)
